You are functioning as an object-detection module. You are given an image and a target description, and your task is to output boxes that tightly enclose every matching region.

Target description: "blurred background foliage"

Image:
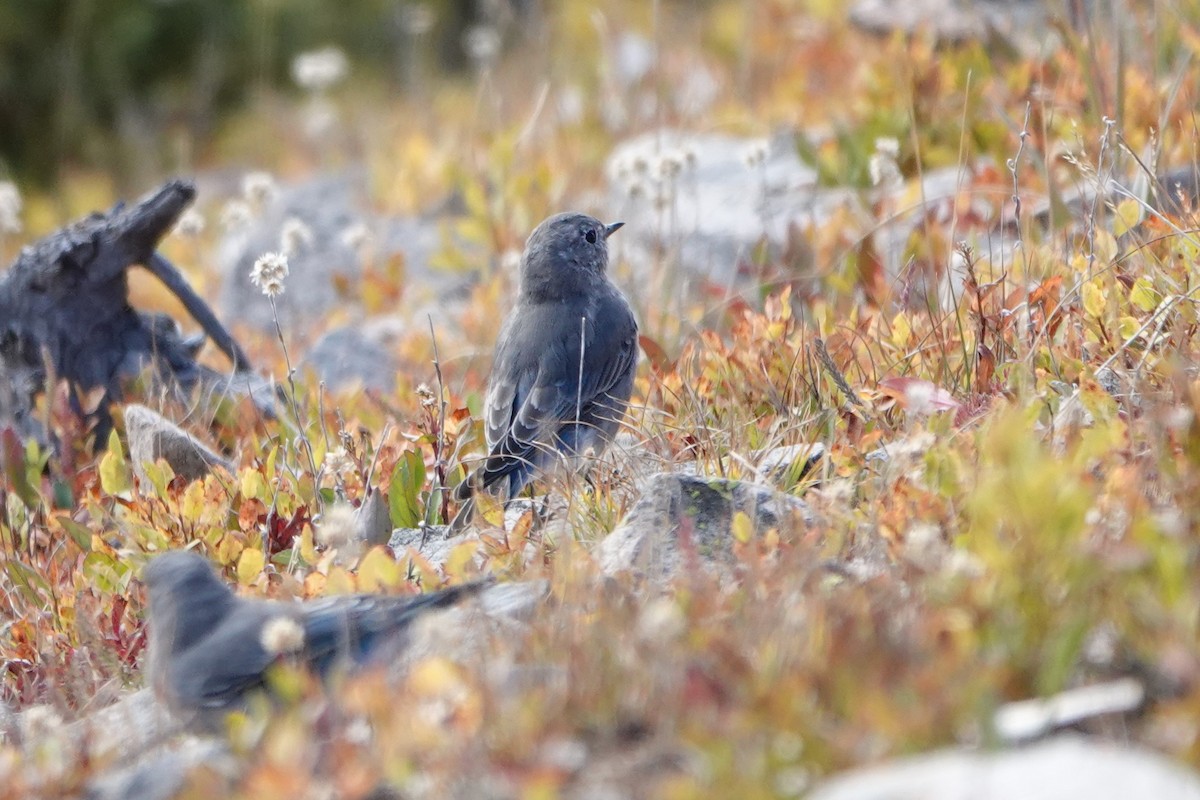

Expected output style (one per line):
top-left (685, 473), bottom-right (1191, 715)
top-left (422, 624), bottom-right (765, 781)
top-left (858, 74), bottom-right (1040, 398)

top-left (0, 0), bottom-right (551, 185)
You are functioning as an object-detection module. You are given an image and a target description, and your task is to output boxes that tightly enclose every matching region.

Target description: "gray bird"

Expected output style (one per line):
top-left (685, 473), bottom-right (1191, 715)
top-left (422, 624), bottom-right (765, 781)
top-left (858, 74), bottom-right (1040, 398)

top-left (452, 212), bottom-right (638, 529)
top-left (142, 550), bottom-right (487, 726)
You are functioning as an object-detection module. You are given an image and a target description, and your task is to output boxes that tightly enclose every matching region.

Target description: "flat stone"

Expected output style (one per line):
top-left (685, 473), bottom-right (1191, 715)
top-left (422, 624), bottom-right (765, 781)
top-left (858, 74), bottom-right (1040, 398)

top-left (597, 473), bottom-right (813, 580)
top-left (605, 130), bottom-right (850, 288)
top-left (809, 735), bottom-right (1200, 800)
top-left (123, 404), bottom-right (232, 485)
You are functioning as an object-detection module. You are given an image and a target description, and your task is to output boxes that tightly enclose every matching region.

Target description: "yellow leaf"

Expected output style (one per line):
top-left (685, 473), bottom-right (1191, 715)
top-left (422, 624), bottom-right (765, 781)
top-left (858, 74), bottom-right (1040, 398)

top-left (408, 657), bottom-right (464, 695)
top-left (237, 547), bottom-right (265, 585)
top-left (731, 511), bottom-right (754, 544)
top-left (1082, 281), bottom-right (1105, 318)
top-left (890, 312), bottom-right (912, 349)
top-left (299, 524), bottom-right (319, 565)
top-left (240, 468), bottom-right (269, 501)
top-left (444, 539), bottom-right (480, 577)
top-left (357, 546), bottom-right (401, 592)
top-left (1118, 315), bottom-right (1141, 341)
top-left (1092, 230), bottom-right (1117, 265)
top-left (476, 493), bottom-right (505, 528)
top-left (1129, 277), bottom-right (1161, 313)
top-left (325, 565), bottom-right (356, 595)
top-left (1112, 198), bottom-right (1142, 237)
top-left (98, 430), bottom-right (131, 496)
top-left (215, 534), bottom-right (244, 566)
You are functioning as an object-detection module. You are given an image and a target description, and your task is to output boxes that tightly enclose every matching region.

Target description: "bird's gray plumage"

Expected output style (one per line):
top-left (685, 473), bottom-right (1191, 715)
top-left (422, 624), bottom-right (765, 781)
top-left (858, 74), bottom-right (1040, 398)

top-left (453, 212), bottom-right (638, 524)
top-left (142, 550), bottom-right (486, 726)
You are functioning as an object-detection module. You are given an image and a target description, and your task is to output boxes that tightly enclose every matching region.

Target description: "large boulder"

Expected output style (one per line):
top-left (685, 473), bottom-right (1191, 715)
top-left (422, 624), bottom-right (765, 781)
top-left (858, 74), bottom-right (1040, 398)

top-left (809, 735), bottom-right (1200, 800)
top-left (597, 473), bottom-right (813, 580)
top-left (124, 404), bottom-right (232, 485)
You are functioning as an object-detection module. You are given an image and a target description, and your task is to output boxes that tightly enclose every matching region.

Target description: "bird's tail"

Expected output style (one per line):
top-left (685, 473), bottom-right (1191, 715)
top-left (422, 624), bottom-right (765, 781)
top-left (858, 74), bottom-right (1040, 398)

top-left (447, 493), bottom-right (475, 534)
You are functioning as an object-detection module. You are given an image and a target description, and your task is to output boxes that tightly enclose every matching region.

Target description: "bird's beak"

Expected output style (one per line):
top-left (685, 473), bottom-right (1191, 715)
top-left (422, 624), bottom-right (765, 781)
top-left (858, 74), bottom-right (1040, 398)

top-left (604, 221), bottom-right (625, 238)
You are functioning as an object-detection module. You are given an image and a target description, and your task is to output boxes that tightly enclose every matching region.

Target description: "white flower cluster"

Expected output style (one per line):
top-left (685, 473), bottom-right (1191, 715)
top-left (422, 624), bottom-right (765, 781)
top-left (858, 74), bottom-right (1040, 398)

top-left (171, 208), bottom-right (206, 238)
top-left (464, 26), bottom-right (501, 65)
top-left (868, 137), bottom-right (902, 188)
top-left (260, 616), bottom-right (306, 655)
top-left (242, 171), bottom-right (278, 207)
top-left (291, 46), bottom-right (349, 92)
top-left (250, 252), bottom-right (290, 298)
top-left (611, 146), bottom-right (698, 209)
top-left (740, 138), bottom-right (769, 169)
top-left (280, 216), bottom-right (314, 256)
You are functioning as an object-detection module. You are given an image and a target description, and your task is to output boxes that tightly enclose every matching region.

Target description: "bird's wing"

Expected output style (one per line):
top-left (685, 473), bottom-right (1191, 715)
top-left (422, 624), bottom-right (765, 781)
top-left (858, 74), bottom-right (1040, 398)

top-left (168, 604), bottom-right (283, 711)
top-left (476, 292), bottom-right (637, 492)
top-left (300, 579), bottom-right (493, 671)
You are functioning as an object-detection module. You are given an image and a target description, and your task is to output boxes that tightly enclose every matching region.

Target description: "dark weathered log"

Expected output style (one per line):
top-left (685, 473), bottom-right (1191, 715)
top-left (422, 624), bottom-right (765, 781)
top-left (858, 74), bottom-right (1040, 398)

top-left (0, 179), bottom-right (258, 446)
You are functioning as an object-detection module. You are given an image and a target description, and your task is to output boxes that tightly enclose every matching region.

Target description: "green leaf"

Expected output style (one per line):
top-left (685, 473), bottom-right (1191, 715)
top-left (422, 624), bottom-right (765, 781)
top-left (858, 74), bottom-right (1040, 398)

top-left (4, 559), bottom-right (50, 607)
top-left (2, 428), bottom-right (41, 510)
top-left (83, 551), bottom-right (127, 594)
top-left (388, 449), bottom-right (426, 529)
top-left (56, 515), bottom-right (93, 552)
top-left (1129, 277), bottom-right (1161, 313)
top-left (99, 430), bottom-right (131, 496)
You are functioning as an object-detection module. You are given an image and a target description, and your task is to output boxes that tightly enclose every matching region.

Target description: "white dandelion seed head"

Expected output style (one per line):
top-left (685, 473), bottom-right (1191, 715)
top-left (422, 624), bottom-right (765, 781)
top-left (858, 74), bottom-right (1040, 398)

top-left (219, 200), bottom-right (253, 233)
top-left (655, 151), bottom-right (685, 180)
top-left (242, 171), bottom-right (279, 207)
top-left (340, 221), bottom-right (372, 251)
top-left (172, 208), bottom-right (206, 238)
top-left (280, 216), bottom-right (315, 256)
top-left (322, 447), bottom-right (354, 479)
top-left (905, 381), bottom-right (936, 416)
top-left (464, 26), bottom-right (502, 65)
top-left (416, 382), bottom-right (438, 408)
top-left (260, 616), bottom-right (306, 655)
top-left (874, 137), bottom-right (901, 158)
top-left (316, 502), bottom-right (358, 548)
top-left (499, 248), bottom-right (523, 276)
top-left (250, 251), bottom-right (289, 298)
top-left (741, 139), bottom-right (769, 169)
top-left (291, 46), bottom-right (349, 92)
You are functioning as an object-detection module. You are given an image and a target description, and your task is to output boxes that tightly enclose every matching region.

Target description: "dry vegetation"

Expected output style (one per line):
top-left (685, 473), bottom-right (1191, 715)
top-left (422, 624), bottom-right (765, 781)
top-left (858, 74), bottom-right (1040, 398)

top-left (4, 0), bottom-right (1200, 796)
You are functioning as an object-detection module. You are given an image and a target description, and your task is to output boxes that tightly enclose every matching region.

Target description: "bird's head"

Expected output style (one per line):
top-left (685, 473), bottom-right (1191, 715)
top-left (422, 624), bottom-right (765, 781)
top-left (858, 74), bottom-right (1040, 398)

top-left (521, 212), bottom-right (623, 293)
top-left (143, 550), bottom-right (236, 653)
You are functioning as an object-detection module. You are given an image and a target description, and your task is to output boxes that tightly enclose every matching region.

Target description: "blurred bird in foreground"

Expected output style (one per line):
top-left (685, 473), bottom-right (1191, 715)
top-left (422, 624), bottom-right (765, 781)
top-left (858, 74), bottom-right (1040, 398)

top-left (451, 212), bottom-right (638, 530)
top-left (143, 550), bottom-right (487, 726)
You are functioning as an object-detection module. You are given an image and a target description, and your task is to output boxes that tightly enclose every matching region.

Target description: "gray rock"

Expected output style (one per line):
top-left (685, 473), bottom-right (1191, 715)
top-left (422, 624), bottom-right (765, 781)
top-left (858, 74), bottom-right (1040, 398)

top-left (301, 318), bottom-right (402, 392)
top-left (606, 130), bottom-right (845, 289)
top-left (124, 405), bottom-right (232, 485)
top-left (597, 473), bottom-right (813, 579)
top-left (754, 442), bottom-right (825, 483)
top-left (809, 735), bottom-right (1200, 800)
top-left (86, 737), bottom-right (234, 800)
top-left (355, 487), bottom-right (395, 548)
top-left (850, 0), bottom-right (1058, 53)
top-left (389, 523), bottom-right (482, 569)
top-left (217, 172), bottom-right (454, 333)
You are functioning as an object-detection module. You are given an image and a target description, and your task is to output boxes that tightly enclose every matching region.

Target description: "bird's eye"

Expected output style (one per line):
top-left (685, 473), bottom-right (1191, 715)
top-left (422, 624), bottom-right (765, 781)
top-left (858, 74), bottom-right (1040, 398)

top-left (585, 229), bottom-right (597, 244)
